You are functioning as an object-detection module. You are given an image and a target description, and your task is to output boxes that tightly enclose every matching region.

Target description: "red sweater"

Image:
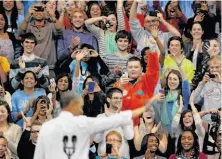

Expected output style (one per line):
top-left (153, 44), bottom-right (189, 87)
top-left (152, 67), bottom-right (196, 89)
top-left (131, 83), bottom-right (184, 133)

top-left (169, 152), bottom-right (207, 159)
top-left (124, 14), bottom-right (144, 32)
top-left (114, 52), bottom-right (159, 125)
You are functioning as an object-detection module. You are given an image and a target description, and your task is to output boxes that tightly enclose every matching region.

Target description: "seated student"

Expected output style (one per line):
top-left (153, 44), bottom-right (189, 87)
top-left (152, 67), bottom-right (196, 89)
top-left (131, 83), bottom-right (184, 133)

top-left (9, 33), bottom-right (49, 90)
top-left (0, 136), bottom-right (12, 159)
top-left (94, 88), bottom-right (133, 158)
top-left (134, 133), bottom-right (167, 159)
top-left (0, 0), bottom-right (24, 34)
top-left (96, 131), bottom-right (127, 159)
top-left (169, 130), bottom-right (207, 159)
top-left (11, 71), bottom-right (46, 128)
top-left (17, 120), bottom-right (42, 159)
top-left (0, 100), bottom-right (22, 159)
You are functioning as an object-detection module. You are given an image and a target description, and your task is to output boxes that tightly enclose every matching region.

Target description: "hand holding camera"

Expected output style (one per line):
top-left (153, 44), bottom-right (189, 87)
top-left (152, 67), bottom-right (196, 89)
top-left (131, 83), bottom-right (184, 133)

top-left (120, 72), bottom-right (130, 85)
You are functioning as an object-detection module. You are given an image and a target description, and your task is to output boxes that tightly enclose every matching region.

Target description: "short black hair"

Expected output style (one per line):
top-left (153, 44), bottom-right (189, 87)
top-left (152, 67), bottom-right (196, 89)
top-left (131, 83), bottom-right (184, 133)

top-left (126, 56), bottom-right (142, 66)
top-left (167, 36), bottom-right (184, 50)
top-left (106, 88), bottom-right (122, 99)
top-left (115, 30), bottom-right (131, 43)
top-left (80, 43), bottom-right (95, 50)
top-left (0, 10), bottom-right (8, 32)
top-left (21, 32), bottom-right (37, 46)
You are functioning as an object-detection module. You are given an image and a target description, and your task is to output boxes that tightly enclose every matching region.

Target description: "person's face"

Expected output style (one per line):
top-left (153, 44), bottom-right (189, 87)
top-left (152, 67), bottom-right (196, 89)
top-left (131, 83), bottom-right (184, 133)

top-left (57, 76), bottom-right (69, 91)
top-left (22, 73), bottom-right (37, 89)
top-left (66, 0), bottom-right (76, 16)
top-left (106, 134), bottom-right (121, 154)
top-left (209, 40), bottom-right (220, 57)
top-left (23, 39), bottom-right (36, 54)
top-left (0, 138), bottom-right (7, 158)
top-left (81, 47), bottom-right (90, 62)
top-left (147, 136), bottom-right (159, 152)
top-left (167, 73), bottom-right (180, 90)
top-left (117, 38), bottom-right (129, 52)
top-left (127, 61), bottom-right (142, 79)
top-left (109, 92), bottom-right (123, 111)
top-left (0, 106), bottom-right (8, 123)
top-left (191, 23), bottom-right (204, 40)
top-left (107, 14), bottom-right (117, 31)
top-left (183, 112), bottom-right (194, 128)
top-left (216, 127), bottom-right (222, 152)
top-left (168, 40), bottom-right (182, 56)
top-left (142, 107), bottom-right (155, 124)
top-left (31, 125), bottom-right (41, 144)
top-left (72, 12), bottom-right (84, 29)
top-left (143, 51), bottom-right (149, 64)
top-left (209, 60), bottom-right (221, 77)
top-left (3, 0), bottom-right (14, 11)
top-left (144, 15), bottom-right (159, 32)
top-left (181, 131), bottom-right (194, 151)
top-left (33, 4), bottom-right (45, 21)
top-left (124, 0), bottom-right (133, 17)
top-left (46, 0), bottom-right (56, 11)
top-left (90, 4), bottom-right (101, 18)
top-left (167, 3), bottom-right (176, 18)
top-left (0, 14), bottom-right (6, 31)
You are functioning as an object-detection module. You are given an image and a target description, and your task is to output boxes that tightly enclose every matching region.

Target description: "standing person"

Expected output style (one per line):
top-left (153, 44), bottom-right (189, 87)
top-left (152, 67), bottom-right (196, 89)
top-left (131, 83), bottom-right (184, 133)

top-left (18, 3), bottom-right (65, 78)
top-left (113, 46), bottom-right (159, 125)
top-left (9, 33), bottom-right (49, 90)
top-left (129, 0), bottom-right (181, 55)
top-left (169, 130), bottom-right (207, 159)
top-left (33, 90), bottom-right (157, 159)
top-left (94, 88), bottom-right (134, 158)
top-left (11, 71), bottom-right (46, 127)
top-left (194, 55), bottom-right (222, 122)
top-left (85, 0), bottom-right (125, 56)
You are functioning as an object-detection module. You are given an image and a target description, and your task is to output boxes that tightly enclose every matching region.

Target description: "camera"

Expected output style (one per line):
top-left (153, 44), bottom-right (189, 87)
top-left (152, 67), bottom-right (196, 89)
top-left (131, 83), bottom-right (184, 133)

top-left (208, 73), bottom-right (216, 78)
top-left (35, 6), bottom-right (45, 12)
top-left (105, 20), bottom-right (111, 28)
top-left (211, 109), bottom-right (221, 123)
top-left (149, 11), bottom-right (157, 17)
top-left (191, 3), bottom-right (201, 10)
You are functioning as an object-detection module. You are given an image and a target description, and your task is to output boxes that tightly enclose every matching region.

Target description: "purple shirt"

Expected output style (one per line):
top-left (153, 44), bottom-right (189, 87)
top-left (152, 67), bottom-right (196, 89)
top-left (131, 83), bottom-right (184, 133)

top-left (57, 30), bottom-right (98, 61)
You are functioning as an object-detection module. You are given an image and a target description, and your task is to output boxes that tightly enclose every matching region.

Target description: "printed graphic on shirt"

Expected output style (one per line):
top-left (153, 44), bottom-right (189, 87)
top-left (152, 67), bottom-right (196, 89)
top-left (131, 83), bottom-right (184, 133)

top-left (206, 87), bottom-right (221, 101)
top-left (63, 135), bottom-right (77, 159)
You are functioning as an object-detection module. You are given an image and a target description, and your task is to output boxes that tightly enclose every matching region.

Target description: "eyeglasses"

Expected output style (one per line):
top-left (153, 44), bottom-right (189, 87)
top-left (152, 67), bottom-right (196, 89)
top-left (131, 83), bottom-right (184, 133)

top-left (107, 139), bottom-right (121, 143)
top-left (31, 130), bottom-right (40, 134)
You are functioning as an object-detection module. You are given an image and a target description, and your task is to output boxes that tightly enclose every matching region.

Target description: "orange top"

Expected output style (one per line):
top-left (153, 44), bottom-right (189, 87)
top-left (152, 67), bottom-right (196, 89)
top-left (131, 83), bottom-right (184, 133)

top-left (114, 52), bottom-right (160, 125)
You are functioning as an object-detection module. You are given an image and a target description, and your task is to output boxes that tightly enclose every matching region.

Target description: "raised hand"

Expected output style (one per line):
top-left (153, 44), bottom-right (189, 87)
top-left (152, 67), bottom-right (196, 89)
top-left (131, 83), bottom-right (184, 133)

top-left (21, 111), bottom-right (32, 129)
top-left (202, 72), bottom-right (210, 83)
top-left (151, 121), bottom-right (161, 134)
top-left (70, 37), bottom-right (80, 50)
top-left (18, 57), bottom-right (26, 70)
top-left (150, 26), bottom-right (158, 40)
top-left (46, 103), bottom-right (53, 120)
top-left (139, 118), bottom-right (146, 133)
top-left (104, 104), bottom-right (111, 117)
top-left (194, 13), bottom-right (205, 22)
top-left (76, 50), bottom-right (87, 61)
top-left (33, 65), bottom-right (41, 74)
top-left (120, 72), bottom-right (130, 85)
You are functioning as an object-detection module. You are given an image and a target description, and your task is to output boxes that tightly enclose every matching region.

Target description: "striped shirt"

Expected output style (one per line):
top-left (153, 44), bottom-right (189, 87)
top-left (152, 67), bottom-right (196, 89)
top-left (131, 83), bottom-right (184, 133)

top-left (103, 53), bottom-right (134, 73)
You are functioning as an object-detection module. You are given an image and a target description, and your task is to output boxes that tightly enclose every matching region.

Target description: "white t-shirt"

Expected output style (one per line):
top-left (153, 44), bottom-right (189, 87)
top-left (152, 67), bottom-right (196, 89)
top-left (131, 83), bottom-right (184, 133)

top-left (33, 111), bottom-right (132, 159)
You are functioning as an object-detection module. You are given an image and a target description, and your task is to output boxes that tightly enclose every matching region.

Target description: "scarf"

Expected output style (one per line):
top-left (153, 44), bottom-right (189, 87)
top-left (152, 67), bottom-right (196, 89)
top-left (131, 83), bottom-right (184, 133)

top-left (176, 149), bottom-right (198, 159)
top-left (161, 91), bottom-right (179, 126)
top-left (105, 31), bottom-right (118, 55)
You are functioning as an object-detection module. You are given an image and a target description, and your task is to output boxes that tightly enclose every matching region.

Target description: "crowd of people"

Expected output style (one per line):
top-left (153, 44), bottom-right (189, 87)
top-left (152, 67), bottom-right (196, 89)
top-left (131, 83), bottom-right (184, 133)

top-left (0, 0), bottom-right (220, 158)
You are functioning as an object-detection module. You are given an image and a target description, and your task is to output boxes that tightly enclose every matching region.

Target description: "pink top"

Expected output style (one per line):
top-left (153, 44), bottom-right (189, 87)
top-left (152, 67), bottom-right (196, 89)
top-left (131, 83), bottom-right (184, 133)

top-left (169, 152), bottom-right (208, 159)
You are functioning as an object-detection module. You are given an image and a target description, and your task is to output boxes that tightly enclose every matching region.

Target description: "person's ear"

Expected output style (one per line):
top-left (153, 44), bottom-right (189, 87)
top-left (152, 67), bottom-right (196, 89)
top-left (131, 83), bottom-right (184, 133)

top-left (107, 97), bottom-right (111, 103)
top-left (21, 80), bottom-right (24, 85)
top-left (34, 80), bottom-right (37, 86)
top-left (21, 43), bottom-right (23, 47)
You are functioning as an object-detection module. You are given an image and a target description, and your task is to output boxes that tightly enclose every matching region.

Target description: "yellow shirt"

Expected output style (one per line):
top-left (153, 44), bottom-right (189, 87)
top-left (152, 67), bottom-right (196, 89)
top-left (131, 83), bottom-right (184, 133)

top-left (162, 55), bottom-right (195, 83)
top-left (0, 56), bottom-right (10, 73)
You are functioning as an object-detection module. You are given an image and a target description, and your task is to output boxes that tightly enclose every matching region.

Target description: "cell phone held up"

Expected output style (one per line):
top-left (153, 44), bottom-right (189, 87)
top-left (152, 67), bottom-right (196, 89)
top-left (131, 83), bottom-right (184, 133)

top-left (208, 73), bottom-right (216, 79)
top-left (106, 144), bottom-right (112, 154)
top-left (149, 11), bottom-right (158, 17)
top-left (88, 82), bottom-right (95, 94)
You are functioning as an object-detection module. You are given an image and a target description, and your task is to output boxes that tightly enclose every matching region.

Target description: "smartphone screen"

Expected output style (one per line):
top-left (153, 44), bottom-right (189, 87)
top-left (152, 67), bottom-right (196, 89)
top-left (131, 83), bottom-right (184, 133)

top-left (106, 144), bottom-right (112, 154)
top-left (88, 82), bottom-right (95, 93)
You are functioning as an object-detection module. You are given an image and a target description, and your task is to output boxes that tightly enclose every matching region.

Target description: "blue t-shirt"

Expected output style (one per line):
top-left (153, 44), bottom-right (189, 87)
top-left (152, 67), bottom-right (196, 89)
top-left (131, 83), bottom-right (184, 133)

top-left (96, 156), bottom-right (127, 159)
top-left (69, 60), bottom-right (100, 95)
top-left (11, 88), bottom-right (46, 127)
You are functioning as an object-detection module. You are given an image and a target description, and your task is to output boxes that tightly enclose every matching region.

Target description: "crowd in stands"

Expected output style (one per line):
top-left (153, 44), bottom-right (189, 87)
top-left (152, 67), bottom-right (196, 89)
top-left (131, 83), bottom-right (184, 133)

top-left (0, 0), bottom-right (220, 158)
